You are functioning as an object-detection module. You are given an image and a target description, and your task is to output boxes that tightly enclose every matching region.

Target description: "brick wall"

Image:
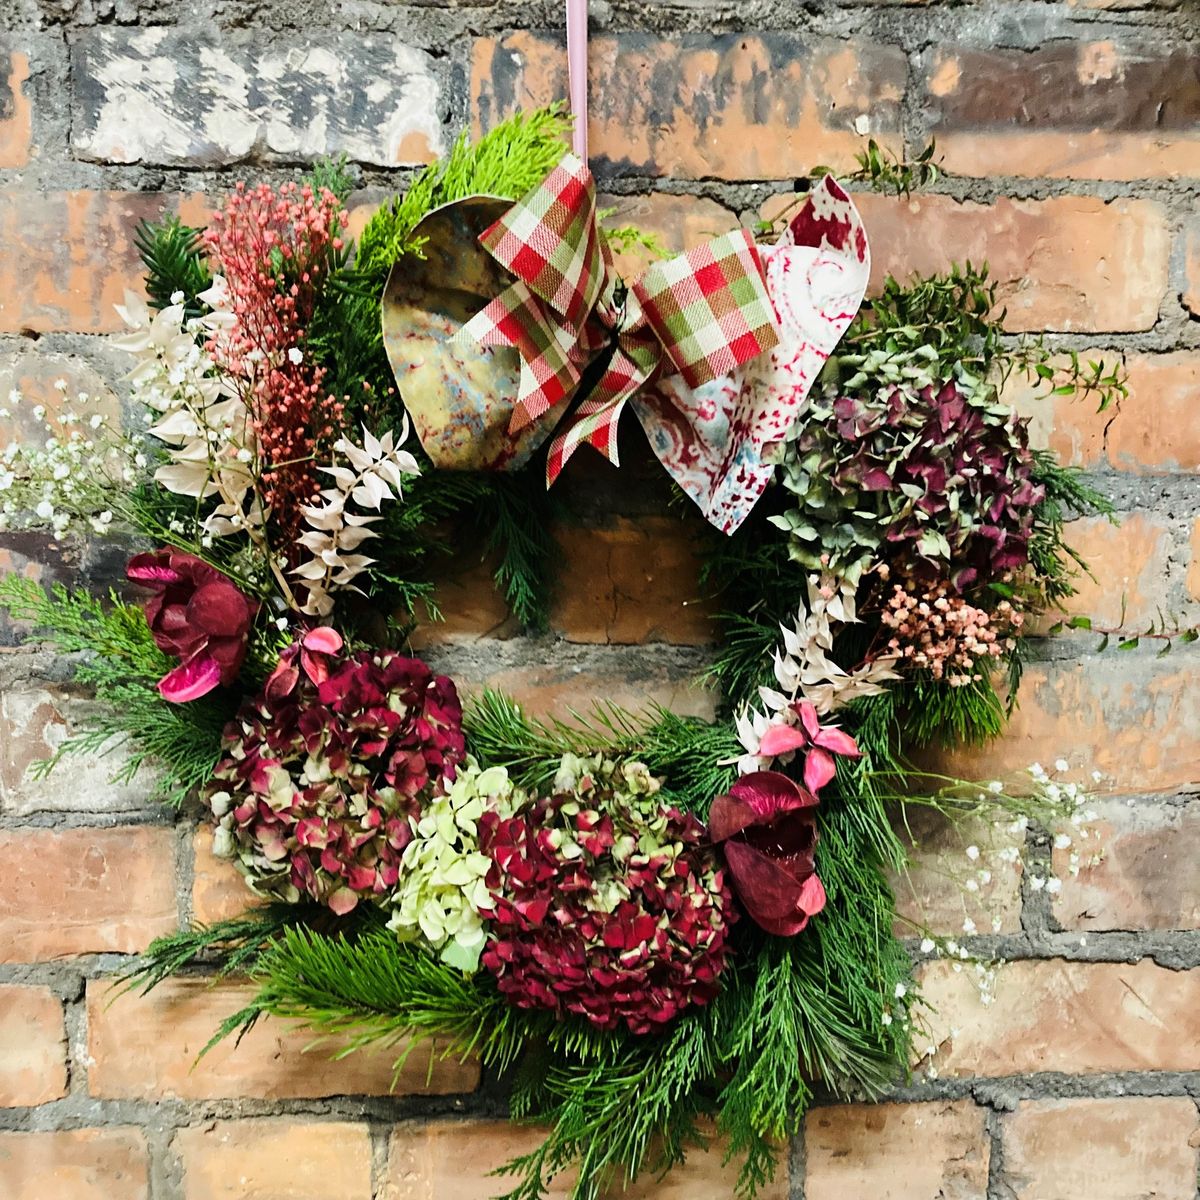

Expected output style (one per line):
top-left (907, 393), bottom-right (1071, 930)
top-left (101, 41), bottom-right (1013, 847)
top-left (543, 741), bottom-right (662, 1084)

top-left (1, 1), bottom-right (1199, 1197)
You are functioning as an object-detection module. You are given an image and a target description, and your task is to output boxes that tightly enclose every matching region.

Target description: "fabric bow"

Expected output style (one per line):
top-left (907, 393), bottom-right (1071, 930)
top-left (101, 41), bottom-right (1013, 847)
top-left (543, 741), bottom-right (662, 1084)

top-left (458, 152), bottom-right (779, 485)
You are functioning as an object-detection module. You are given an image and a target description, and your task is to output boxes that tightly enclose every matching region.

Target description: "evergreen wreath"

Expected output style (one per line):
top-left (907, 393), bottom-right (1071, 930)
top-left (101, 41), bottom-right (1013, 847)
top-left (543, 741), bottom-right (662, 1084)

top-left (0, 109), bottom-right (1155, 1200)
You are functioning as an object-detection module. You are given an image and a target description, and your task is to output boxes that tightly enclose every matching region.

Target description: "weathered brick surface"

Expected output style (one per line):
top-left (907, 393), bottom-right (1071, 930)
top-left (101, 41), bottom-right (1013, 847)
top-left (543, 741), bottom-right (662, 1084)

top-left (0, 191), bottom-right (185, 335)
top-left (381, 1119), bottom-right (788, 1200)
top-left (0, 1129), bottom-right (149, 1200)
top-left (892, 811), bottom-right (1024, 938)
top-left (191, 825), bottom-right (258, 925)
top-left (1051, 513), bottom-right (1173, 627)
top-left (72, 29), bottom-right (445, 167)
top-left (551, 519), bottom-right (717, 645)
top-left (804, 1101), bottom-right (989, 1200)
top-left (916, 959), bottom-right (1200, 1076)
top-left (472, 33), bottom-right (905, 179)
top-left (0, 984), bottom-right (67, 1107)
top-left (0, 46), bottom-right (32, 168)
top-left (1189, 519), bottom-right (1200, 601)
top-left (438, 654), bottom-right (718, 722)
top-left (1011, 352), bottom-right (1200, 473)
top-left (1183, 218), bottom-right (1200, 319)
top-left (0, 350), bottom-right (122, 446)
top-left (1053, 798), bottom-right (1200, 931)
top-left (88, 977), bottom-right (480, 1100)
top-left (920, 42), bottom-right (1200, 180)
top-left (176, 1119), bottom-right (372, 1200)
top-left (762, 192), bottom-right (1170, 333)
top-left (0, 825), bottom-right (176, 961)
top-left (1001, 1098), bottom-right (1200, 1200)
top-left (599, 193), bottom-right (739, 277)
top-left (0, 687), bottom-right (153, 814)
top-left (930, 654), bottom-right (1200, 795)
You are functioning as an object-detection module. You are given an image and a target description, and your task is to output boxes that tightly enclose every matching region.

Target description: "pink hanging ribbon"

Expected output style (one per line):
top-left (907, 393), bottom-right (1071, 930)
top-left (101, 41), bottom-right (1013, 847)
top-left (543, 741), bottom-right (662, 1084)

top-left (566, 0), bottom-right (588, 160)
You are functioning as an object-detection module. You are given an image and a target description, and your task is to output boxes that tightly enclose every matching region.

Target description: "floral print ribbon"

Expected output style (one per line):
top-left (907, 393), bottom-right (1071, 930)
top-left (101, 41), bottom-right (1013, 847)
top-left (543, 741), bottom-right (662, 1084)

top-left (458, 157), bottom-right (870, 534)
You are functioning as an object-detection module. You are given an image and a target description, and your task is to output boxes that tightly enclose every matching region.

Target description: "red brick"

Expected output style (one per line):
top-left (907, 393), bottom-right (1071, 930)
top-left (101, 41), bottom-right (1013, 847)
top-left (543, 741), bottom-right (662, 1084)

top-left (805, 1101), bottom-right (989, 1200)
top-left (1189, 518), bottom-right (1200, 601)
top-left (0, 1128), bottom-right (149, 1200)
top-left (1051, 513), bottom-right (1172, 628)
top-left (0, 191), bottom-right (190, 335)
top-left (191, 825), bottom-right (259, 925)
top-left (1009, 351), bottom-right (1200, 472)
top-left (87, 976), bottom-right (480, 1100)
top-left (915, 959), bottom-right (1200, 1076)
top-left (0, 350), bottom-right (122, 447)
top-left (1053, 798), bottom-right (1200, 931)
top-left (929, 655), bottom-right (1200, 795)
top-left (598, 193), bottom-right (740, 278)
top-left (763, 192), bottom-right (1170, 334)
top-left (0, 984), bottom-right (66, 1106)
top-left (921, 42), bottom-right (1200, 180)
top-left (176, 1119), bottom-right (372, 1200)
top-left (0, 825), bottom-right (176, 961)
top-left (1183, 218), bottom-right (1200, 318)
top-left (551, 519), bottom-right (717, 645)
top-left (382, 1119), bottom-right (787, 1199)
top-left (892, 811), bottom-right (1023, 938)
top-left (1001, 1098), bottom-right (1200, 1200)
top-left (408, 549), bottom-right (519, 649)
top-left (472, 33), bottom-right (905, 179)
top-left (0, 48), bottom-right (31, 168)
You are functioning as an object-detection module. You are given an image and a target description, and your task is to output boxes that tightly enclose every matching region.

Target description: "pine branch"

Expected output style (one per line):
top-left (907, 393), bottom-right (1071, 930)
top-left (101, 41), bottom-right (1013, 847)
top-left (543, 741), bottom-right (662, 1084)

top-left (134, 216), bottom-right (213, 320)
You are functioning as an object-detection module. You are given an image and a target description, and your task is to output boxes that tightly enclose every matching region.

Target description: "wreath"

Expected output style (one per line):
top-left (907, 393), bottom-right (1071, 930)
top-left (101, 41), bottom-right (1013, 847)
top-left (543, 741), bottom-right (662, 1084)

top-left (0, 108), bottom-right (1129, 1199)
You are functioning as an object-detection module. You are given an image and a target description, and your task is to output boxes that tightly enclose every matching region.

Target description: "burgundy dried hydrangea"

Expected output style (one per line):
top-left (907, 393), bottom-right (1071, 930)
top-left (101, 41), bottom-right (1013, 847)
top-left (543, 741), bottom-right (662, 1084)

top-left (777, 379), bottom-right (1044, 591)
top-left (207, 632), bottom-right (465, 915)
top-left (479, 754), bottom-right (734, 1034)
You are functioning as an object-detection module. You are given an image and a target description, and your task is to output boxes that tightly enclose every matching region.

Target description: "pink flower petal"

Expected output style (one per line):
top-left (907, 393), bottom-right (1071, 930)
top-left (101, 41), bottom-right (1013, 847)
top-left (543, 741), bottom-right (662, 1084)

top-left (796, 701), bottom-right (821, 739)
top-left (157, 655), bottom-right (222, 703)
top-left (327, 887), bottom-right (359, 915)
top-left (797, 872), bottom-right (827, 918)
top-left (813, 725), bottom-right (860, 758)
top-left (757, 724), bottom-right (810, 758)
top-left (803, 746), bottom-right (837, 793)
top-left (302, 626), bottom-right (344, 654)
top-left (187, 580), bottom-right (253, 635)
top-left (126, 552), bottom-right (182, 585)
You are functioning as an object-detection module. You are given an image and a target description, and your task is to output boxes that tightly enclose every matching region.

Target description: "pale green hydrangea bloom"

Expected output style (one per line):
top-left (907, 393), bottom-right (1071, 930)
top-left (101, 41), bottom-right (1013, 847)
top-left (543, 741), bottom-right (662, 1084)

top-left (386, 761), bottom-right (518, 972)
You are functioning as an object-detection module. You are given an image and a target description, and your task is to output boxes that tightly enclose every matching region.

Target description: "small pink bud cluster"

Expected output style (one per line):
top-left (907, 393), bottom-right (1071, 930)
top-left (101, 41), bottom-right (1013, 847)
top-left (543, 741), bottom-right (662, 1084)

top-left (880, 583), bottom-right (1023, 686)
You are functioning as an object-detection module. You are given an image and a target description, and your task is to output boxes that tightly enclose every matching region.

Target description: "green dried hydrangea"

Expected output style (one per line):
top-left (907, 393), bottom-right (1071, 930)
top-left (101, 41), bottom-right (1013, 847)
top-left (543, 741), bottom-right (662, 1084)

top-left (772, 376), bottom-right (1043, 592)
top-left (386, 761), bottom-right (519, 973)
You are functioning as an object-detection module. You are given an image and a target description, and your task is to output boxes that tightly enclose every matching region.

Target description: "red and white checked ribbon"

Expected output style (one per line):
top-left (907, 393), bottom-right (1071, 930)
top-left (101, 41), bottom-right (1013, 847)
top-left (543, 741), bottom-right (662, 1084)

top-left (458, 152), bottom-right (779, 484)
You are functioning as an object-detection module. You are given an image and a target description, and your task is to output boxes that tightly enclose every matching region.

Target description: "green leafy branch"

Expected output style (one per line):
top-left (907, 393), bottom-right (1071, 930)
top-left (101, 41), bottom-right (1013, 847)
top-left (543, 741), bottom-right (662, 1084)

top-left (1048, 610), bottom-right (1200, 656)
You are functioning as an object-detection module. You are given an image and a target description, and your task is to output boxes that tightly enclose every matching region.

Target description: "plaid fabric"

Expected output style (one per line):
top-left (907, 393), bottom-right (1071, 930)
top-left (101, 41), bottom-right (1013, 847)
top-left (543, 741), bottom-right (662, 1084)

top-left (479, 153), bottom-right (605, 329)
top-left (459, 151), bottom-right (779, 447)
top-left (632, 231), bottom-right (778, 388)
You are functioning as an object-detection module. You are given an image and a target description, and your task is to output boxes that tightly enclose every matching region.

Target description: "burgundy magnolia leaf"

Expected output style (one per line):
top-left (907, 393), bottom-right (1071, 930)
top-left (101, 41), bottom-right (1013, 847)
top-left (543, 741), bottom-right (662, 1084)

top-left (126, 549), bottom-right (259, 703)
top-left (709, 770), bottom-right (826, 937)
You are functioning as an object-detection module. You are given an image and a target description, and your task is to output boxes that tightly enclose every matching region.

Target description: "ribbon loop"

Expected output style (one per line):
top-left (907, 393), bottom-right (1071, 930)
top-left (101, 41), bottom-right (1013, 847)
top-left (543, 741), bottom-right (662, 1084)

top-left (459, 150), bottom-right (778, 475)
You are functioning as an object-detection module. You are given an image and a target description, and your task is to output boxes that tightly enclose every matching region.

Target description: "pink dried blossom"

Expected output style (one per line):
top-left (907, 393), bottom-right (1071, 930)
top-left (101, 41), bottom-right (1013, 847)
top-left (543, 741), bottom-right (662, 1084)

top-left (203, 181), bottom-right (347, 540)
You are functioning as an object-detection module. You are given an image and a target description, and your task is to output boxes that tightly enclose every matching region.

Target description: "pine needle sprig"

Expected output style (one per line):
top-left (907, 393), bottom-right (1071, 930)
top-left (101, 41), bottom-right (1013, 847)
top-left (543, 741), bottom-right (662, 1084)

top-left (134, 216), bottom-right (213, 321)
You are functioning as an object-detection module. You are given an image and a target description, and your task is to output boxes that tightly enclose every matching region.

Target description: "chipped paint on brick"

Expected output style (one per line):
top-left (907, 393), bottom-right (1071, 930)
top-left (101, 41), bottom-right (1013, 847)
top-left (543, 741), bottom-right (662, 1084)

top-left (71, 29), bottom-right (444, 167)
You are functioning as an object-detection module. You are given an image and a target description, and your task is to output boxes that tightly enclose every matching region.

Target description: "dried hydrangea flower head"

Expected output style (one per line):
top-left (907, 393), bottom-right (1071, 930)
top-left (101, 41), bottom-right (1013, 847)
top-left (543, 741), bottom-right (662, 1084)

top-left (480, 753), bottom-right (734, 1034)
top-left (387, 761), bottom-right (519, 973)
top-left (208, 630), bottom-right (465, 916)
